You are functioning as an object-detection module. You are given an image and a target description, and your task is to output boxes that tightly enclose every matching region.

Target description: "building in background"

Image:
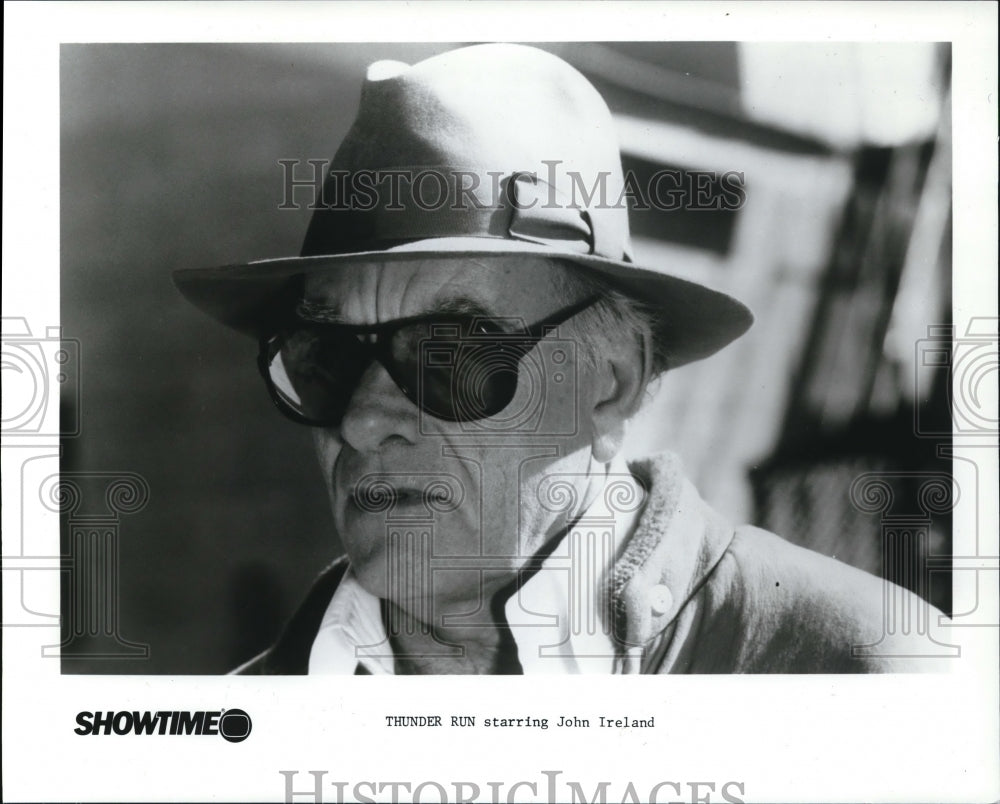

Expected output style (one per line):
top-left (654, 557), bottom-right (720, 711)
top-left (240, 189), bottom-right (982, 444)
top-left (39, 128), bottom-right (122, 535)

top-left (557, 42), bottom-right (953, 616)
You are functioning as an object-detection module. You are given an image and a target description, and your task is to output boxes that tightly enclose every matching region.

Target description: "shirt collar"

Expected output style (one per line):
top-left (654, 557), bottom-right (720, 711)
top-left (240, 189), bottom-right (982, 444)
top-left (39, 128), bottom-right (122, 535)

top-left (308, 455), bottom-right (643, 674)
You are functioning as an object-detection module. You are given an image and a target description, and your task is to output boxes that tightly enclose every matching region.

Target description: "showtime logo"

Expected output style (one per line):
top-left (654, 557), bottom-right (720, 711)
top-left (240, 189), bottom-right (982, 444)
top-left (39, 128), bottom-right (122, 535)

top-left (74, 709), bottom-right (252, 743)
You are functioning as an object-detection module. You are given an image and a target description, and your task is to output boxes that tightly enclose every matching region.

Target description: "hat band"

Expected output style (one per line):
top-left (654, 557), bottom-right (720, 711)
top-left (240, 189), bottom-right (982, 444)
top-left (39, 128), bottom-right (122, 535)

top-left (300, 172), bottom-right (596, 257)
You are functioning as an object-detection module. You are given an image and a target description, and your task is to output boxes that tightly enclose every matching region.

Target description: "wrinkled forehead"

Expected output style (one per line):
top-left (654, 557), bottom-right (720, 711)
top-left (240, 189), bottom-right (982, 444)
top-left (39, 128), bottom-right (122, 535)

top-left (300, 255), bottom-right (576, 322)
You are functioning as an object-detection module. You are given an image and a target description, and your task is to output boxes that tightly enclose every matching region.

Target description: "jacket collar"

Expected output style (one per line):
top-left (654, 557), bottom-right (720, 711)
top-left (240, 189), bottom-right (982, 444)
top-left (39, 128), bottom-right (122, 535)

top-left (613, 452), bottom-right (736, 649)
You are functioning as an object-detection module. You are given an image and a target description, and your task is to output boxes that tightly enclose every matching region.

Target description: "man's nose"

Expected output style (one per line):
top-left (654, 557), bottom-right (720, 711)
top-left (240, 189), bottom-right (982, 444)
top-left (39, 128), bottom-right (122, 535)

top-left (338, 359), bottom-right (419, 452)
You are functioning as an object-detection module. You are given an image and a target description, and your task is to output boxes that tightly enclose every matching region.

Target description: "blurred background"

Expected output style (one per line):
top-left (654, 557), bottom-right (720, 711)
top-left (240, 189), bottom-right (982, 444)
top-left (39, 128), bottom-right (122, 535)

top-left (57, 42), bottom-right (952, 673)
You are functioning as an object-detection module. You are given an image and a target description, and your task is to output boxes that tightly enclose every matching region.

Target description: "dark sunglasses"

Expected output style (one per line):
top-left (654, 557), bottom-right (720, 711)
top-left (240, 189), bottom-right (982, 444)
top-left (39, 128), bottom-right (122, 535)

top-left (258, 295), bottom-right (599, 427)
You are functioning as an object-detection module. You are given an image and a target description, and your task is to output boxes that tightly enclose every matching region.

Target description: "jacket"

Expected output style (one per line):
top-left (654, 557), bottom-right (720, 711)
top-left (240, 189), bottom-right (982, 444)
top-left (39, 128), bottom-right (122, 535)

top-left (236, 452), bottom-right (944, 674)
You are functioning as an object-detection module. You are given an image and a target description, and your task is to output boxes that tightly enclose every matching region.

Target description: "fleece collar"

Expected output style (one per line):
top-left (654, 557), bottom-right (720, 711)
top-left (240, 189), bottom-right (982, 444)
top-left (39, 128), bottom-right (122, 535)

top-left (612, 452), bottom-right (736, 653)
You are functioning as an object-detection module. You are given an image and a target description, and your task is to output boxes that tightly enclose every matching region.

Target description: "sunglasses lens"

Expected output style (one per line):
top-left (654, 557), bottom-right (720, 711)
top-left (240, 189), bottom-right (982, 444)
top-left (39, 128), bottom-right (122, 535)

top-left (265, 329), bottom-right (365, 425)
top-left (413, 331), bottom-right (522, 422)
top-left (263, 316), bottom-right (536, 426)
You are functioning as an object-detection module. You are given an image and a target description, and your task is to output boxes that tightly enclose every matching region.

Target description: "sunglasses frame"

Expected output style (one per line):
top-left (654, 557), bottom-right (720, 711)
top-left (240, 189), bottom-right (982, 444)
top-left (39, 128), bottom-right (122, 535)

top-left (258, 294), bottom-right (600, 427)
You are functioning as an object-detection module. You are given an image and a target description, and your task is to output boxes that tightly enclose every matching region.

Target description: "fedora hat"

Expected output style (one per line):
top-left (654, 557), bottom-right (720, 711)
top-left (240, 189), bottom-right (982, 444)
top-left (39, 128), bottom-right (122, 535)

top-left (173, 43), bottom-right (752, 369)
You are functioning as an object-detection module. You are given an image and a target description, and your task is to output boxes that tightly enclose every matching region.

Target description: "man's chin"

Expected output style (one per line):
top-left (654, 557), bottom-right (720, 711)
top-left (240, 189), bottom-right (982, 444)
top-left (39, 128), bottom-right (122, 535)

top-left (349, 555), bottom-right (514, 618)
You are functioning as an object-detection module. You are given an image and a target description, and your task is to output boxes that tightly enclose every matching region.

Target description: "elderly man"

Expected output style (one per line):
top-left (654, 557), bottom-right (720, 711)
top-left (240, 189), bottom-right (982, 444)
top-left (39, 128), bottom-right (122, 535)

top-left (175, 44), bottom-right (937, 674)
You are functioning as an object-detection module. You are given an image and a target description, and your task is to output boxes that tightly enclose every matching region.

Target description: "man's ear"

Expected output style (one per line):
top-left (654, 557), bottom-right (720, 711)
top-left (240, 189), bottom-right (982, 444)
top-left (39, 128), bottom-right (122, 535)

top-left (588, 330), bottom-right (653, 464)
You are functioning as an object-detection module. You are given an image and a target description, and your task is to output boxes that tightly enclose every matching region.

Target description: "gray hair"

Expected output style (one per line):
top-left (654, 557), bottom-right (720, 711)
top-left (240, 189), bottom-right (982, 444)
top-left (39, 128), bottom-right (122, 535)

top-left (555, 263), bottom-right (671, 384)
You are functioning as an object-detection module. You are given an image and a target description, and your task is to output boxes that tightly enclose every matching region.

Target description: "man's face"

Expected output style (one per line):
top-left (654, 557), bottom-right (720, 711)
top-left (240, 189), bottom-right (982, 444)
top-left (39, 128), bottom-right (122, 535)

top-left (304, 256), bottom-right (608, 618)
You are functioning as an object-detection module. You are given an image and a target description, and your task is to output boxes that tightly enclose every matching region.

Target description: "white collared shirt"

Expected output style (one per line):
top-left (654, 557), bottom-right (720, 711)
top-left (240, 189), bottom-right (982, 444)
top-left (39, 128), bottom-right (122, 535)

top-left (308, 458), bottom-right (643, 674)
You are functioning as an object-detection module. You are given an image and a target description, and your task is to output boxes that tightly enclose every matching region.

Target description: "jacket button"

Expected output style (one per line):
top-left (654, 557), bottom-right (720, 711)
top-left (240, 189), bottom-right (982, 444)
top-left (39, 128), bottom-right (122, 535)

top-left (649, 584), bottom-right (673, 615)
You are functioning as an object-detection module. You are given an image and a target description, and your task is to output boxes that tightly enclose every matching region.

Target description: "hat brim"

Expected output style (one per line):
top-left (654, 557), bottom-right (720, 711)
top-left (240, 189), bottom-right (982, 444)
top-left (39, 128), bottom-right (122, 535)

top-left (173, 237), bottom-right (753, 370)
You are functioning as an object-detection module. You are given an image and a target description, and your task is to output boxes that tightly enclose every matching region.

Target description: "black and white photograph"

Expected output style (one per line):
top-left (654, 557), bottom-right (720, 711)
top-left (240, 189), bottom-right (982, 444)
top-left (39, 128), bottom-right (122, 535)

top-left (3, 2), bottom-right (998, 802)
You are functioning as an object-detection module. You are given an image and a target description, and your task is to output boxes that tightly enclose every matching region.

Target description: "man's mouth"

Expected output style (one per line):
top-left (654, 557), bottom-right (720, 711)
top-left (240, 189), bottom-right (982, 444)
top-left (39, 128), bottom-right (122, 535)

top-left (348, 484), bottom-right (452, 512)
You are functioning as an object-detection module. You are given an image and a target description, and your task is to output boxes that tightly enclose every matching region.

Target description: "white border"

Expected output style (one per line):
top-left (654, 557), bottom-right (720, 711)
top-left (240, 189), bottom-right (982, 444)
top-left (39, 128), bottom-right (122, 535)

top-left (3, 3), bottom-right (998, 802)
